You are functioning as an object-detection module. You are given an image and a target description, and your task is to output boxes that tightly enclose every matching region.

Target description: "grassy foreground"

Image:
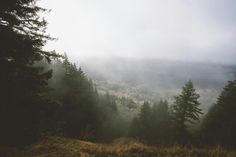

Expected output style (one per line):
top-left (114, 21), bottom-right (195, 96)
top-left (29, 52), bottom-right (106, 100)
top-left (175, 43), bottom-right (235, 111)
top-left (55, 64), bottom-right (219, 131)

top-left (0, 137), bottom-right (235, 157)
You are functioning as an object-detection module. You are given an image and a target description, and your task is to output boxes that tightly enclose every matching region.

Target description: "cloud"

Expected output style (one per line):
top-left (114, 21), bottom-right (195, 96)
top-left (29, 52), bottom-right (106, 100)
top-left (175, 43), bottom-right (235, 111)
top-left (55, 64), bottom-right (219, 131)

top-left (39, 0), bottom-right (236, 64)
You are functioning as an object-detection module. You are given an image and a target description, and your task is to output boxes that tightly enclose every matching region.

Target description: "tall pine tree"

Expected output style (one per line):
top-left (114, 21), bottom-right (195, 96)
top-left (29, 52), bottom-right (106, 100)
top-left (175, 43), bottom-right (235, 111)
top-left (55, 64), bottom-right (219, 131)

top-left (0, 0), bottom-right (58, 144)
top-left (171, 80), bottom-right (202, 141)
top-left (203, 79), bottom-right (236, 146)
top-left (130, 101), bottom-right (152, 140)
top-left (151, 100), bottom-right (171, 144)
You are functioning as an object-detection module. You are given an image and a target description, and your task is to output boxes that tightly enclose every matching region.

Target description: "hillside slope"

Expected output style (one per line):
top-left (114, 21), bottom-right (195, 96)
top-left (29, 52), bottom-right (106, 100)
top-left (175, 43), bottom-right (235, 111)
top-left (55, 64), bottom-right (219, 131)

top-left (80, 57), bottom-right (236, 110)
top-left (1, 136), bottom-right (235, 157)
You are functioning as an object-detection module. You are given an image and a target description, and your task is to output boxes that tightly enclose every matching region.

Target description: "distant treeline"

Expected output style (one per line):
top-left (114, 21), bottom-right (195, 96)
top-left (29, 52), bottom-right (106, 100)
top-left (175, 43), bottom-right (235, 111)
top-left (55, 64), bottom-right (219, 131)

top-left (1, 0), bottom-right (236, 147)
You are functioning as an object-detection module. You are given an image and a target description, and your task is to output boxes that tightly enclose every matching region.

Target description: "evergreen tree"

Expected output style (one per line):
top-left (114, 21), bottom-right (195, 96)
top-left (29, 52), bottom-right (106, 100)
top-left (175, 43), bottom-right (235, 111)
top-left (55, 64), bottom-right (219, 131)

top-left (151, 100), bottom-right (171, 144)
top-left (97, 93), bottom-right (121, 141)
top-left (48, 57), bottom-right (122, 141)
top-left (48, 57), bottom-right (100, 140)
top-left (130, 101), bottom-right (152, 140)
top-left (139, 101), bottom-right (152, 124)
top-left (0, 0), bottom-right (58, 144)
top-left (203, 79), bottom-right (236, 146)
top-left (171, 80), bottom-right (202, 141)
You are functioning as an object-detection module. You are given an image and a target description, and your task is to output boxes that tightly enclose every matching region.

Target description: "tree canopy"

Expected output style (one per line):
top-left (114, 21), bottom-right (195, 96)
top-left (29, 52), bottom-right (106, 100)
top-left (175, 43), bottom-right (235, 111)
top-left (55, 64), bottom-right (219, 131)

top-left (171, 80), bottom-right (202, 141)
top-left (0, 0), bottom-right (58, 144)
top-left (203, 79), bottom-right (236, 146)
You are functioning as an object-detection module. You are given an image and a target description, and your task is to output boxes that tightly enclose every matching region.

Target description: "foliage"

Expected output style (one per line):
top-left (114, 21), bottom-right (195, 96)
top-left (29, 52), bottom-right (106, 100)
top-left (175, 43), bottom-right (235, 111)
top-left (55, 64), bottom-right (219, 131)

top-left (203, 79), bottom-right (236, 146)
top-left (47, 56), bottom-right (123, 142)
top-left (150, 100), bottom-right (172, 144)
top-left (130, 100), bottom-right (172, 144)
top-left (0, 0), bottom-right (58, 144)
top-left (1, 0), bottom-right (235, 148)
top-left (171, 80), bottom-right (202, 142)
top-left (1, 136), bottom-right (235, 157)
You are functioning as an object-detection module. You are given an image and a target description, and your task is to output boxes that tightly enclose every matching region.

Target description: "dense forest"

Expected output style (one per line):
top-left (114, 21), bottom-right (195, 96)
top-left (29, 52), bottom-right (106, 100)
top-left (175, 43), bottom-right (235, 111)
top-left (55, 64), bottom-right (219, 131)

top-left (1, 0), bottom-right (236, 152)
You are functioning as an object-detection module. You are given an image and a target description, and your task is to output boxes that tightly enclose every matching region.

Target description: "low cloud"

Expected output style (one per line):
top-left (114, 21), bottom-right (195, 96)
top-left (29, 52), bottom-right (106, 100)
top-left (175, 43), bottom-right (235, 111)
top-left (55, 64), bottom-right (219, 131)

top-left (40, 0), bottom-right (236, 64)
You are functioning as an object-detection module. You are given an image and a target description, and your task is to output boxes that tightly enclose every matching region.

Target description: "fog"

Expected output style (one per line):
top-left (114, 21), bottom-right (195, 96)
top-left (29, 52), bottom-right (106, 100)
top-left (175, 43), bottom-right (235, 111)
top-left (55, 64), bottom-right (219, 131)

top-left (3, 0), bottom-right (236, 149)
top-left (80, 57), bottom-right (236, 111)
top-left (39, 0), bottom-right (236, 64)
top-left (37, 0), bottom-right (236, 112)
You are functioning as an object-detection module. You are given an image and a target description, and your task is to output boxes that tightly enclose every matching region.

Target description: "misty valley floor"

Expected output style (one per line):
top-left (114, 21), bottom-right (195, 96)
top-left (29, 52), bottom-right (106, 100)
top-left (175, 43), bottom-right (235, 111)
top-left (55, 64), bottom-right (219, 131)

top-left (1, 136), bottom-right (236, 157)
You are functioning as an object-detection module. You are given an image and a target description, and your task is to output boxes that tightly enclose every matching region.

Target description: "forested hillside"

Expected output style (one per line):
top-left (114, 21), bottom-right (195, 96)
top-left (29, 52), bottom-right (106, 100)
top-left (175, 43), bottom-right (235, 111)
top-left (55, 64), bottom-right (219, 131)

top-left (81, 57), bottom-right (236, 110)
top-left (1, 0), bottom-right (236, 156)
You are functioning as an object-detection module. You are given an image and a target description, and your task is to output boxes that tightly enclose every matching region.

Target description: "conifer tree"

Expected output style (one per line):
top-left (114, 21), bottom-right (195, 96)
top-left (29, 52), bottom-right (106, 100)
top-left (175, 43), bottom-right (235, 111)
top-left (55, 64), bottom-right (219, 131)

top-left (139, 101), bottom-right (152, 124)
top-left (203, 79), bottom-right (236, 146)
top-left (0, 0), bottom-right (58, 144)
top-left (151, 100), bottom-right (171, 143)
top-left (171, 80), bottom-right (202, 139)
top-left (130, 101), bottom-right (152, 140)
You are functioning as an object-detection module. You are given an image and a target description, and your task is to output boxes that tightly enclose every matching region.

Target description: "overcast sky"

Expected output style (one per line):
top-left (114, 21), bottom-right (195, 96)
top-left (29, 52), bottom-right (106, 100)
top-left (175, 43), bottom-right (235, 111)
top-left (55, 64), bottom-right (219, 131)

top-left (39, 0), bottom-right (236, 64)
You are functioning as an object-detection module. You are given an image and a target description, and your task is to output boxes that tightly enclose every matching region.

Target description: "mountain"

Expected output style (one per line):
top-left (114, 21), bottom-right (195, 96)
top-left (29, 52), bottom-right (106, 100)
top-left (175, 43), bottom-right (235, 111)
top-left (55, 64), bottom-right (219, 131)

top-left (79, 57), bottom-right (236, 111)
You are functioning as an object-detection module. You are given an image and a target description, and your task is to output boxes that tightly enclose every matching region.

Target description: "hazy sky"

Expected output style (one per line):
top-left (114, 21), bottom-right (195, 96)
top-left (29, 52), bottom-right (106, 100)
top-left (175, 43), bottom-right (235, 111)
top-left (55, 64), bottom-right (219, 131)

top-left (39, 0), bottom-right (236, 64)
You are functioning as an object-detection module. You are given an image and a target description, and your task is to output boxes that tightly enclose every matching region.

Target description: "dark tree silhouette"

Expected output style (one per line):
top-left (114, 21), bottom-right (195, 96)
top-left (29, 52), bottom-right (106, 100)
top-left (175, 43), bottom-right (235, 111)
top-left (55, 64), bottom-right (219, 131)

top-left (48, 56), bottom-right (99, 140)
top-left (0, 0), bottom-right (58, 144)
top-left (203, 79), bottom-right (236, 146)
top-left (48, 56), bottom-right (123, 142)
top-left (130, 100), bottom-right (173, 144)
top-left (151, 100), bottom-right (171, 144)
top-left (171, 80), bottom-right (202, 142)
top-left (130, 102), bottom-right (152, 141)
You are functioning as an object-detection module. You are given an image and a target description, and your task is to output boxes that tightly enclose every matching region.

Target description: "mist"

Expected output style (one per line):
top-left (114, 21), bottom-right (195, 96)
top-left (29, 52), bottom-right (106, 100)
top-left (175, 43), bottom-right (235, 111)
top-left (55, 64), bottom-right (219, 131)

top-left (79, 57), bottom-right (236, 111)
top-left (39, 0), bottom-right (236, 64)
top-left (38, 0), bottom-right (236, 105)
top-left (2, 0), bottom-right (236, 154)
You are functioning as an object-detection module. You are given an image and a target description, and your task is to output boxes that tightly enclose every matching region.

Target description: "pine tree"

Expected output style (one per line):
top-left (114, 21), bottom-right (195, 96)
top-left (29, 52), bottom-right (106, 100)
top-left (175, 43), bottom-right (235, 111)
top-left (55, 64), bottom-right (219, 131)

top-left (171, 80), bottom-right (202, 139)
top-left (48, 57), bottom-right (102, 140)
top-left (139, 101), bottom-right (152, 124)
top-left (130, 101), bottom-right (152, 140)
top-left (203, 79), bottom-right (236, 146)
top-left (0, 0), bottom-right (58, 144)
top-left (151, 100), bottom-right (171, 144)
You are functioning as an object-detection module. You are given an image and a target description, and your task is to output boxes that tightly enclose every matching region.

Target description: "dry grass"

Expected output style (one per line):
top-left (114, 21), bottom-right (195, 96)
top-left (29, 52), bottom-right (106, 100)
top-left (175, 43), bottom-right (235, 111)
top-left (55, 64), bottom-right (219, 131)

top-left (0, 136), bottom-right (236, 157)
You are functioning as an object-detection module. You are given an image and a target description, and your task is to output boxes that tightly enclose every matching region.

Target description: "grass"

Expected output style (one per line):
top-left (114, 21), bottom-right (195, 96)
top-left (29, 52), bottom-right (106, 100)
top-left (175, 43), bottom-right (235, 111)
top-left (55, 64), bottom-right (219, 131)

top-left (0, 136), bottom-right (236, 157)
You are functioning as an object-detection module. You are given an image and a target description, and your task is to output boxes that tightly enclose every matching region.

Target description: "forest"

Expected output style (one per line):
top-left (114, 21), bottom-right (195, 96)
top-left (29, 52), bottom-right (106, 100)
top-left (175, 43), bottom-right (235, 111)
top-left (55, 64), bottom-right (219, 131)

top-left (1, 0), bottom-right (236, 157)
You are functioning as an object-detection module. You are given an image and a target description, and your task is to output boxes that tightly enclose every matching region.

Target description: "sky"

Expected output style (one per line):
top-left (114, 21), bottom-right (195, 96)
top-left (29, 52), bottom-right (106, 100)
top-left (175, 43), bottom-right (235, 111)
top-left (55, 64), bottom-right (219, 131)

top-left (39, 0), bottom-right (236, 64)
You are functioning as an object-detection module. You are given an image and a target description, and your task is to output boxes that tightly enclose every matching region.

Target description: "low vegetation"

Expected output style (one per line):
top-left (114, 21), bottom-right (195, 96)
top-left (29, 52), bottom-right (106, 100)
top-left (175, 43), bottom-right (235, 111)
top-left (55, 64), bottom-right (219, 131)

top-left (1, 137), bottom-right (236, 157)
